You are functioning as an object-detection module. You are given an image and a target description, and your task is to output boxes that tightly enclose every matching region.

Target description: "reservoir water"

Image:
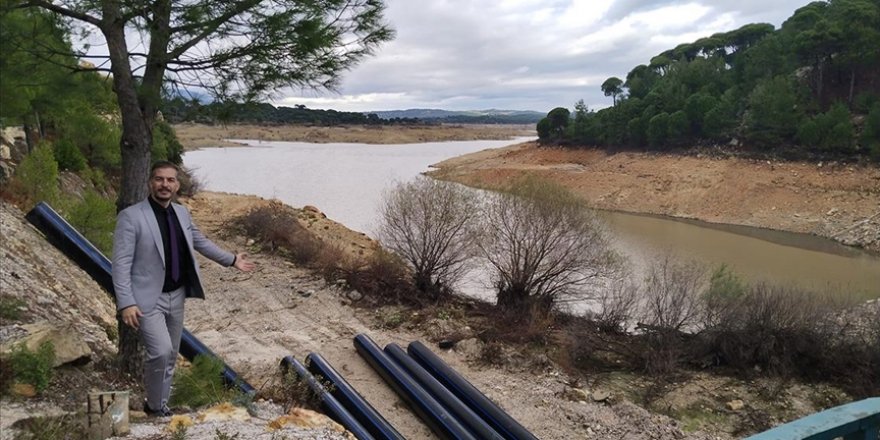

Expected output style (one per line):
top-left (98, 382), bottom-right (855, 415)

top-left (185, 139), bottom-right (880, 299)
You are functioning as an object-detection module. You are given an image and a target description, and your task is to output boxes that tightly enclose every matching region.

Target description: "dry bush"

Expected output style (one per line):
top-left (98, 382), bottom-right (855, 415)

top-left (698, 283), bottom-right (878, 395)
top-left (335, 248), bottom-right (418, 306)
top-left (591, 278), bottom-right (640, 334)
top-left (177, 166), bottom-right (203, 197)
top-left (378, 177), bottom-right (480, 301)
top-left (236, 203), bottom-right (322, 265)
top-left (259, 369), bottom-right (322, 412)
top-left (480, 177), bottom-right (619, 318)
top-left (634, 259), bottom-right (707, 375)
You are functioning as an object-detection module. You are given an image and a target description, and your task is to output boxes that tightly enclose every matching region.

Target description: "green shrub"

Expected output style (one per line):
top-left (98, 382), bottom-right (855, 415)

top-left (667, 110), bottom-right (690, 144)
top-left (52, 139), bottom-right (87, 171)
top-left (0, 296), bottom-right (26, 321)
top-left (861, 104), bottom-right (880, 160)
top-left (647, 112), bottom-right (669, 147)
top-left (66, 190), bottom-right (116, 255)
top-left (170, 354), bottom-right (239, 408)
top-left (8, 341), bottom-right (55, 392)
top-left (796, 119), bottom-right (821, 146)
top-left (15, 142), bottom-right (59, 206)
top-left (152, 120), bottom-right (184, 164)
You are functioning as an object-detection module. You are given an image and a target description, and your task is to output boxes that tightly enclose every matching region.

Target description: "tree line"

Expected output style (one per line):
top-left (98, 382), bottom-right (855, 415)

top-left (161, 99), bottom-right (425, 126)
top-left (537, 0), bottom-right (880, 161)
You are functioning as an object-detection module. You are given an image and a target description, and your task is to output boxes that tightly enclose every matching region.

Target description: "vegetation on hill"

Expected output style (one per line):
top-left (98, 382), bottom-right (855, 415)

top-left (160, 99), bottom-right (423, 126)
top-left (537, 0), bottom-right (880, 162)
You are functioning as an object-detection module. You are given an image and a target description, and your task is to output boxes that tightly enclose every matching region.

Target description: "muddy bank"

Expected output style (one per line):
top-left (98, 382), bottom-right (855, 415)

top-left (427, 142), bottom-right (880, 252)
top-left (173, 123), bottom-right (535, 150)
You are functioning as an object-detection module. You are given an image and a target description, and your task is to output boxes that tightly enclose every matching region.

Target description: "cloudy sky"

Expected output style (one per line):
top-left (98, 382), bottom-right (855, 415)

top-left (274, 0), bottom-right (810, 114)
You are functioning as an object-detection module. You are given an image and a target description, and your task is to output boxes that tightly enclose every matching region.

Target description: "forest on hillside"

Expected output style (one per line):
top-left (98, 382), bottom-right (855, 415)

top-left (537, 0), bottom-right (880, 162)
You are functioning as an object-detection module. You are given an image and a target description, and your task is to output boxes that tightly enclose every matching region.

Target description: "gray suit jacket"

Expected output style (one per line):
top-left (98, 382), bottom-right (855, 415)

top-left (111, 198), bottom-right (234, 313)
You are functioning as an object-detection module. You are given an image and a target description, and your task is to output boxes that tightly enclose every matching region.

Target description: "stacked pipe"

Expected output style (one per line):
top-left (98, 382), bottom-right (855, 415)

top-left (25, 202), bottom-right (255, 394)
top-left (354, 333), bottom-right (538, 440)
top-left (305, 353), bottom-right (404, 440)
top-left (280, 356), bottom-right (375, 440)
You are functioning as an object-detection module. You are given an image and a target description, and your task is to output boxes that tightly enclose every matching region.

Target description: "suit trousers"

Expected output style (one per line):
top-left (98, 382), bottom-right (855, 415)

top-left (139, 286), bottom-right (185, 410)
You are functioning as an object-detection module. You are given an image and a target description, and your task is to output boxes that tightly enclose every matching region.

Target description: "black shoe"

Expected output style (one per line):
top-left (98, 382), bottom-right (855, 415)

top-left (144, 401), bottom-right (173, 417)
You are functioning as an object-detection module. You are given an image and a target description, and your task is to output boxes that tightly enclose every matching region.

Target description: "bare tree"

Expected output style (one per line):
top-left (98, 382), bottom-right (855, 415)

top-left (638, 257), bottom-right (706, 333)
top-left (479, 177), bottom-right (618, 316)
top-left (378, 177), bottom-right (480, 300)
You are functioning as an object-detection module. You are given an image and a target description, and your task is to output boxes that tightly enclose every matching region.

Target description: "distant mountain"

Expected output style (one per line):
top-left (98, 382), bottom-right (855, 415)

top-left (369, 108), bottom-right (544, 124)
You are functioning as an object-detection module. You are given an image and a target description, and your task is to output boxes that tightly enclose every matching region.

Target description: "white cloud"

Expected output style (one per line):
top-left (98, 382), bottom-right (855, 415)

top-left (273, 0), bottom-right (810, 113)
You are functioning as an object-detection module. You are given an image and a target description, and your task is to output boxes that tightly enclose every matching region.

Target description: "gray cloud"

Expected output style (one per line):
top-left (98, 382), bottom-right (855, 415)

top-left (275, 0), bottom-right (810, 113)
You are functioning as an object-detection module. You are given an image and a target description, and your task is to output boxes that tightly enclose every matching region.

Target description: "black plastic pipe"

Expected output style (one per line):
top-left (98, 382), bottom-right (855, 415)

top-left (25, 201), bottom-right (255, 395)
top-left (384, 343), bottom-right (505, 440)
top-left (305, 352), bottom-right (404, 440)
top-left (280, 356), bottom-right (375, 440)
top-left (354, 334), bottom-right (477, 440)
top-left (408, 341), bottom-right (538, 440)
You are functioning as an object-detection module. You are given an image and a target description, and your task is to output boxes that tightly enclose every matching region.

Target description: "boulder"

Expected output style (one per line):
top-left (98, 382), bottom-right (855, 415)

top-left (0, 322), bottom-right (93, 367)
top-left (454, 337), bottom-right (484, 360)
top-left (726, 399), bottom-right (745, 411)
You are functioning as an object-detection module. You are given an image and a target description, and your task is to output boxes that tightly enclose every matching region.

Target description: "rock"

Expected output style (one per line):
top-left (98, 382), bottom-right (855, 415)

top-left (167, 415), bottom-right (194, 431)
top-left (591, 389), bottom-right (610, 402)
top-left (437, 340), bottom-right (455, 349)
top-left (454, 338), bottom-right (484, 359)
top-left (564, 387), bottom-right (589, 402)
top-left (0, 144), bottom-right (10, 160)
top-left (0, 160), bottom-right (13, 184)
top-left (826, 208), bottom-right (839, 216)
top-left (726, 399), bottom-right (745, 411)
top-left (11, 383), bottom-right (36, 398)
top-left (197, 402), bottom-right (250, 422)
top-left (0, 322), bottom-right (93, 367)
top-left (269, 407), bottom-right (345, 432)
top-left (246, 239), bottom-right (255, 246)
top-left (346, 290), bottom-right (363, 301)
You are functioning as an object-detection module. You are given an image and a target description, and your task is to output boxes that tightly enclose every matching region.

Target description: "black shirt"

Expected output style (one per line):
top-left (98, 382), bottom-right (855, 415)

top-left (148, 197), bottom-right (192, 292)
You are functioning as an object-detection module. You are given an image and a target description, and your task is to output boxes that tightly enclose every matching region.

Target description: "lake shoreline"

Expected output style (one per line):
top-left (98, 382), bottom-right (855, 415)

top-left (427, 142), bottom-right (880, 253)
top-left (173, 122), bottom-right (535, 150)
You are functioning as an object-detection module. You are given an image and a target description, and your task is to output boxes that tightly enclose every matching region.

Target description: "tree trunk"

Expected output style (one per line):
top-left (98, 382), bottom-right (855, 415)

top-left (103, 14), bottom-right (151, 377)
top-left (849, 70), bottom-right (856, 106)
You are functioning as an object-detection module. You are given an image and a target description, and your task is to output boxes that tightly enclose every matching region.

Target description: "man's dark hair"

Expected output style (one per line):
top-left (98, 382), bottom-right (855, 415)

top-left (150, 160), bottom-right (180, 178)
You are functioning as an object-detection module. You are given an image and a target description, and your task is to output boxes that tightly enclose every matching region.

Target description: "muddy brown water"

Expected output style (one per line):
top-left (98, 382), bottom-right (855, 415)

top-left (185, 139), bottom-right (880, 300)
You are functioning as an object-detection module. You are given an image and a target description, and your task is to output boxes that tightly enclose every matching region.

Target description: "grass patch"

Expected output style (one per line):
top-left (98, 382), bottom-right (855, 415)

top-left (170, 355), bottom-right (242, 409)
top-left (6, 341), bottom-right (55, 393)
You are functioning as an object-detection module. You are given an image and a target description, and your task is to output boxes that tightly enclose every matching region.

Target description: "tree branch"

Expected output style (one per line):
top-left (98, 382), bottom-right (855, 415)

top-left (21, 0), bottom-right (102, 27)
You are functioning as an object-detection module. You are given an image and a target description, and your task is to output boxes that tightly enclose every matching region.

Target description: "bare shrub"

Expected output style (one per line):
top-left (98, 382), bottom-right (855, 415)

top-left (591, 278), bottom-right (640, 334)
top-left (378, 177), bottom-right (480, 300)
top-left (337, 248), bottom-right (418, 306)
top-left (178, 166), bottom-right (203, 197)
top-left (635, 258), bottom-right (707, 375)
top-left (639, 258), bottom-right (706, 333)
top-left (237, 203), bottom-right (322, 265)
top-left (479, 177), bottom-right (619, 317)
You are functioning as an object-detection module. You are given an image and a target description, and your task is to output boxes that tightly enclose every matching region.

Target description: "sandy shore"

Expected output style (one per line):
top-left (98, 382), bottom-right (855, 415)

top-left (173, 123), bottom-right (535, 150)
top-left (427, 142), bottom-right (880, 252)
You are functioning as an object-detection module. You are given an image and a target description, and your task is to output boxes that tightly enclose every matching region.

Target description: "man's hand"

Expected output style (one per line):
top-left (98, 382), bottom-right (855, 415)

top-left (121, 306), bottom-right (143, 329)
top-left (233, 252), bottom-right (255, 272)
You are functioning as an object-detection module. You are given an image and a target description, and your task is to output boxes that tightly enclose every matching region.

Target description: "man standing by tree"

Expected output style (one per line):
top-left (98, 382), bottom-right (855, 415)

top-left (17, 0), bottom-right (393, 376)
top-left (112, 161), bottom-right (255, 415)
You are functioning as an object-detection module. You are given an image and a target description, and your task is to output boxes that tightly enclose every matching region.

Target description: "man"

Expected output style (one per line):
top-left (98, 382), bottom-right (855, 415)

top-left (112, 161), bottom-right (255, 416)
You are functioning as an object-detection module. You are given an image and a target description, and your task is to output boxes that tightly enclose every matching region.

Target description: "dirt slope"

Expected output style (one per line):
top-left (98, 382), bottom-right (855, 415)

top-left (182, 192), bottom-right (718, 440)
top-left (427, 142), bottom-right (880, 252)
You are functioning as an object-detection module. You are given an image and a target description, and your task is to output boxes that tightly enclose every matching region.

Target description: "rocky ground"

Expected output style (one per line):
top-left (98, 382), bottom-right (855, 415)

top-left (1, 195), bottom-right (732, 440)
top-left (427, 142), bottom-right (880, 253)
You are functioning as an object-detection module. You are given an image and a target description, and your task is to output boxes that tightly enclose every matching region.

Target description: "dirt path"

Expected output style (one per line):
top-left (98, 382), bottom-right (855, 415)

top-left (427, 142), bottom-right (880, 252)
top-left (180, 192), bottom-right (719, 440)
